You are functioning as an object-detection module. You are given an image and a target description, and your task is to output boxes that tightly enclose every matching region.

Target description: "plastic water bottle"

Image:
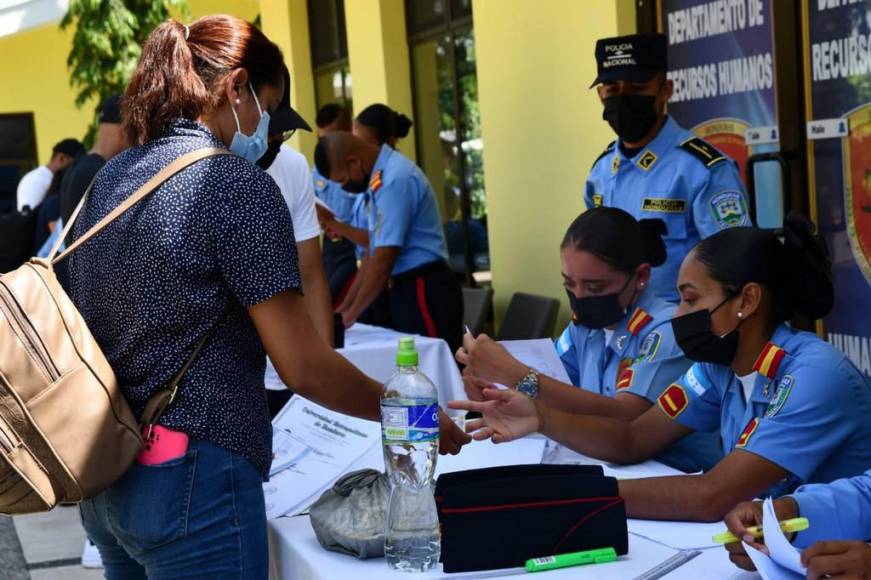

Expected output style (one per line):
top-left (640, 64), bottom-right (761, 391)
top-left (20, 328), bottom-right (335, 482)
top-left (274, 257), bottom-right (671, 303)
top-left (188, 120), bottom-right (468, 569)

top-left (381, 337), bottom-right (441, 572)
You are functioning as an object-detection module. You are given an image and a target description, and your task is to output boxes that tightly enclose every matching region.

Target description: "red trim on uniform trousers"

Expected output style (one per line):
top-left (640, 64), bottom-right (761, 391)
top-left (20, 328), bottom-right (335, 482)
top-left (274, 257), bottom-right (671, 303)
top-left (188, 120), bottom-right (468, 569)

top-left (416, 277), bottom-right (438, 337)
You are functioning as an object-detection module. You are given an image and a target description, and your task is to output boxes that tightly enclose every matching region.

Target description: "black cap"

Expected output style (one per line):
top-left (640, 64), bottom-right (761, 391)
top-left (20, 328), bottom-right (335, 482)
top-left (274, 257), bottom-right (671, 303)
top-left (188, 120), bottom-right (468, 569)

top-left (98, 94), bottom-right (123, 124)
top-left (269, 67), bottom-right (312, 135)
top-left (590, 33), bottom-right (667, 88)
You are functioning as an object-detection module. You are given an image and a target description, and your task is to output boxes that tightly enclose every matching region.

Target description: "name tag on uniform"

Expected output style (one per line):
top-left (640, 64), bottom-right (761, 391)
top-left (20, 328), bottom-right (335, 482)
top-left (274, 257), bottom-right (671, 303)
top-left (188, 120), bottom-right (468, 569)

top-left (641, 198), bottom-right (687, 213)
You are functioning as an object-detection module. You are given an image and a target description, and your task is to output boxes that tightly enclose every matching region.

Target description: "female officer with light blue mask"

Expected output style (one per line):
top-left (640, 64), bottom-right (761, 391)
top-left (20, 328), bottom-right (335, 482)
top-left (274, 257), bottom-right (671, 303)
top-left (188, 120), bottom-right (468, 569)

top-left (452, 215), bottom-right (871, 522)
top-left (458, 207), bottom-right (721, 473)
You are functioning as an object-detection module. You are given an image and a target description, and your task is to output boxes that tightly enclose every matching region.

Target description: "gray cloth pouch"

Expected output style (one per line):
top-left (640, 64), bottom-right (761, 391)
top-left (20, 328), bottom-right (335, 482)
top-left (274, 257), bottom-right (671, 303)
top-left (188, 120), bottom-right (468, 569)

top-left (309, 469), bottom-right (392, 559)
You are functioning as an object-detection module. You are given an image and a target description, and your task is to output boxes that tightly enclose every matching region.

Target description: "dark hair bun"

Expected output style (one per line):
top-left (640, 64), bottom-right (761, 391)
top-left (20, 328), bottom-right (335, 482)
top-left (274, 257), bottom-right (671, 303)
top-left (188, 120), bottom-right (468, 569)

top-left (394, 113), bottom-right (413, 138)
top-left (638, 219), bottom-right (668, 268)
top-left (782, 213), bottom-right (834, 320)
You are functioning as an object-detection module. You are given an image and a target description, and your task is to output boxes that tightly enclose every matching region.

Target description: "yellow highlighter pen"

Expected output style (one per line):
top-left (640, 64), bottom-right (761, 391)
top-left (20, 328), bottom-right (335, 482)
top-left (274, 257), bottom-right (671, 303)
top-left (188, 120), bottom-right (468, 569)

top-left (713, 517), bottom-right (809, 544)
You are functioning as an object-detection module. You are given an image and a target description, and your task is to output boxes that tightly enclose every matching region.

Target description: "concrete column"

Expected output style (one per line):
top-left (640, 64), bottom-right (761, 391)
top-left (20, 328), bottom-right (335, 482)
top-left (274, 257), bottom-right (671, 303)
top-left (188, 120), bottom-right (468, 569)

top-left (260, 0), bottom-right (318, 161)
top-left (344, 0), bottom-right (417, 161)
top-left (472, 0), bottom-right (633, 327)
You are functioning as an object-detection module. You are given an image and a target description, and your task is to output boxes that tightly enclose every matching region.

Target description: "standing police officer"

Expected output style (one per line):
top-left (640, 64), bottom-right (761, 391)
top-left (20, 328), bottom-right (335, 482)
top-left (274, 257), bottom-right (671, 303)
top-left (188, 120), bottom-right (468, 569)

top-left (315, 132), bottom-right (463, 352)
top-left (585, 33), bottom-right (750, 303)
top-left (312, 104), bottom-right (360, 305)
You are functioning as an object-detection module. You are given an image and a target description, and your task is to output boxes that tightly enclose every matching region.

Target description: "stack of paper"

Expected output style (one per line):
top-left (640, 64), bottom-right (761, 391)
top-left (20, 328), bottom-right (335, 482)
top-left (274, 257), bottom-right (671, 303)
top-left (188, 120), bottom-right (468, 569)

top-left (499, 339), bottom-right (572, 385)
top-left (264, 396), bottom-right (381, 519)
top-left (742, 498), bottom-right (805, 579)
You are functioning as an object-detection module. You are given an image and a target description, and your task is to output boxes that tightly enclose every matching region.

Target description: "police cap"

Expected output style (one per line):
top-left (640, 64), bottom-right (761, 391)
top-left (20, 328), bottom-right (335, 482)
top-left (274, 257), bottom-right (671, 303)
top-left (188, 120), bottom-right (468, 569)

top-left (590, 33), bottom-right (667, 88)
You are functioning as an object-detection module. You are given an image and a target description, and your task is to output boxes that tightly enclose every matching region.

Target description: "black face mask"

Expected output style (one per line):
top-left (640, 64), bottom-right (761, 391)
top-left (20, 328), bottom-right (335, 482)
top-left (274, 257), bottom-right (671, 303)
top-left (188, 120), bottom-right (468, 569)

top-left (255, 140), bottom-right (282, 171)
top-left (671, 296), bottom-right (742, 366)
top-left (602, 94), bottom-right (660, 143)
top-left (566, 275), bottom-right (634, 330)
top-left (342, 174), bottom-right (370, 194)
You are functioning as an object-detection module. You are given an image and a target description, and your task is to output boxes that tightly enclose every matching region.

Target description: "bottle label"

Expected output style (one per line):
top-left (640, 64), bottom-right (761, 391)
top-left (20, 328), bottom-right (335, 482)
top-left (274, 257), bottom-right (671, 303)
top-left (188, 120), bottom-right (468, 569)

top-left (381, 402), bottom-right (439, 443)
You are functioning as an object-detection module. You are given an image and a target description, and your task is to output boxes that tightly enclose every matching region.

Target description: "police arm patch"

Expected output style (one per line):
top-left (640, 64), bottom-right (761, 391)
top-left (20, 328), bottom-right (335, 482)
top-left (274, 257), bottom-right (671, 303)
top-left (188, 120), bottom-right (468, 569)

top-left (765, 375), bottom-right (794, 418)
top-left (638, 331), bottom-right (662, 362)
top-left (736, 417), bottom-right (760, 448)
top-left (657, 384), bottom-right (689, 419)
top-left (710, 191), bottom-right (748, 228)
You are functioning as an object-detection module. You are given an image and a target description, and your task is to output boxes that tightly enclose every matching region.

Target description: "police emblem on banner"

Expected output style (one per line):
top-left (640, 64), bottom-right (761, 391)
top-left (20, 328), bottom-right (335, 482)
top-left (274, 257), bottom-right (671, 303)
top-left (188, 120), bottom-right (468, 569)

top-left (844, 104), bottom-right (871, 286)
top-left (693, 118), bottom-right (750, 182)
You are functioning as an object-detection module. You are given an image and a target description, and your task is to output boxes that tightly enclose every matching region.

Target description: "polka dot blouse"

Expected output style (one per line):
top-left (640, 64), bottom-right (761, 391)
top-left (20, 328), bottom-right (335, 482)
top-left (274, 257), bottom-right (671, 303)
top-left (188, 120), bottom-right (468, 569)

top-left (69, 119), bottom-right (301, 477)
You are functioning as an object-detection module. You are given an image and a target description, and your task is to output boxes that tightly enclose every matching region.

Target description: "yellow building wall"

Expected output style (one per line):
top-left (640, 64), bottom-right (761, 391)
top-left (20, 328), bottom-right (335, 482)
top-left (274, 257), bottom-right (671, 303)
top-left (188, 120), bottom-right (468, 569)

top-left (0, 0), bottom-right (258, 165)
top-left (344, 0), bottom-right (417, 162)
top-left (260, 0), bottom-right (318, 162)
top-left (472, 0), bottom-right (635, 330)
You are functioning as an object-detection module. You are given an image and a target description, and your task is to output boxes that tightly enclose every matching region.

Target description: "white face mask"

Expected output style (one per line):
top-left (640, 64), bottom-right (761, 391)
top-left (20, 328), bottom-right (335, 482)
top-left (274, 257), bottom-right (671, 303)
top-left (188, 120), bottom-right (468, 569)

top-left (229, 82), bottom-right (271, 163)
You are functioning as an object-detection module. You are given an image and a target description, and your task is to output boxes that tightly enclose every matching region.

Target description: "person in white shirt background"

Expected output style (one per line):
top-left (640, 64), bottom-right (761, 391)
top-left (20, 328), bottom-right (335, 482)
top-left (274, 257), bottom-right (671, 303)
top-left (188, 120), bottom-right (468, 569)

top-left (256, 66), bottom-right (335, 417)
top-left (16, 138), bottom-right (84, 212)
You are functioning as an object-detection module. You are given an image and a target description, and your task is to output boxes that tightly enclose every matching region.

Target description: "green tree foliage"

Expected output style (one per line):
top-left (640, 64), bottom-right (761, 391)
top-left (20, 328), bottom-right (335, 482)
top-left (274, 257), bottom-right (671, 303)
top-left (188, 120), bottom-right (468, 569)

top-left (61, 0), bottom-right (189, 145)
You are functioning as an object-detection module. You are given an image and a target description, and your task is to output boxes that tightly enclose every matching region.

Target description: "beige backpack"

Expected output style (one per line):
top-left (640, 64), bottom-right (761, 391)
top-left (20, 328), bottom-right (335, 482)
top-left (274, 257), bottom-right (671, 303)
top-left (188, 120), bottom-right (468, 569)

top-left (0, 148), bottom-right (228, 514)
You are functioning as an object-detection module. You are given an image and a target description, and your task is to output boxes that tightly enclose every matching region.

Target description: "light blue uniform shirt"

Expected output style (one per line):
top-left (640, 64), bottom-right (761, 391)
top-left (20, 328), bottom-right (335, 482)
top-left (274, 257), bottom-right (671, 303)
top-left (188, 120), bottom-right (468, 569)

top-left (584, 116), bottom-right (750, 302)
top-left (789, 469), bottom-right (871, 548)
top-left (662, 324), bottom-right (871, 498)
top-left (312, 165), bottom-right (357, 224)
top-left (358, 145), bottom-right (448, 276)
top-left (554, 290), bottom-right (721, 473)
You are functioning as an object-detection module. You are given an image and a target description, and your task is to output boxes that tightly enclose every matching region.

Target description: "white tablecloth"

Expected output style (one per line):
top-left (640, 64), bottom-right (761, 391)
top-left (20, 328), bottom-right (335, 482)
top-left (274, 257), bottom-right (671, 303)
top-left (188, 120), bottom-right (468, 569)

top-left (266, 438), bottom-right (748, 580)
top-left (265, 324), bottom-right (465, 410)
top-left (264, 326), bottom-right (748, 579)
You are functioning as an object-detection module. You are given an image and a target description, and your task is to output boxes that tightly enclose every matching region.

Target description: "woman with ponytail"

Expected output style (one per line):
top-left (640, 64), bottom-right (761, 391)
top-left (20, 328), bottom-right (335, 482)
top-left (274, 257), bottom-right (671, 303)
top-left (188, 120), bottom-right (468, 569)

top-left (452, 215), bottom-right (871, 522)
top-left (353, 103), bottom-right (413, 148)
top-left (457, 207), bottom-right (720, 473)
top-left (71, 15), bottom-right (468, 578)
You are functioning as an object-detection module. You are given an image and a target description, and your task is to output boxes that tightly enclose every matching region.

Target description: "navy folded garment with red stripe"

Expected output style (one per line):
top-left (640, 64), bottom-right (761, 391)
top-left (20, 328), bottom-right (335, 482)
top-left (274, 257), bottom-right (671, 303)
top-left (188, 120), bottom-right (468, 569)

top-left (435, 464), bottom-right (628, 573)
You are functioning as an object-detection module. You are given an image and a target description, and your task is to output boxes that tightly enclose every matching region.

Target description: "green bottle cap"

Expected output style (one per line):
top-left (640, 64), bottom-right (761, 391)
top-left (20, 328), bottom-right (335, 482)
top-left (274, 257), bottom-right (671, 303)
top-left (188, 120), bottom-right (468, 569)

top-left (396, 337), bottom-right (419, 367)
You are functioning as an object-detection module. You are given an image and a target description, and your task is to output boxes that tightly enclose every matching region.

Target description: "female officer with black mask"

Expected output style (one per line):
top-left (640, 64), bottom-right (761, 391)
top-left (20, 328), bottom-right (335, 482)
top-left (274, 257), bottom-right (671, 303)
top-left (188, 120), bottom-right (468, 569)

top-left (451, 216), bottom-right (871, 522)
top-left (458, 207), bottom-right (719, 473)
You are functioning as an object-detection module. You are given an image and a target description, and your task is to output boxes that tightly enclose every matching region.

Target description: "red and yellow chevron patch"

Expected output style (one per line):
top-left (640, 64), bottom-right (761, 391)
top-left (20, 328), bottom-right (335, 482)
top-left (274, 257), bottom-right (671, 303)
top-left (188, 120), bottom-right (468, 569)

top-left (369, 170), bottom-right (383, 193)
top-left (752, 343), bottom-right (786, 379)
top-left (736, 417), bottom-right (760, 448)
top-left (657, 384), bottom-right (688, 419)
top-left (627, 308), bottom-right (653, 336)
top-left (616, 367), bottom-right (635, 390)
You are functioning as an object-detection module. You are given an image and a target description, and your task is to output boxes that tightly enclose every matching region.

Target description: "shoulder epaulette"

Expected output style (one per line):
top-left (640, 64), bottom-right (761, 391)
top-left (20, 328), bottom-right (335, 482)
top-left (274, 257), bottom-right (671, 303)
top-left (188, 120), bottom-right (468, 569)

top-left (627, 307), bottom-right (653, 336)
top-left (369, 170), bottom-right (383, 193)
top-left (752, 342), bottom-right (787, 379)
top-left (592, 141), bottom-right (616, 169)
top-left (679, 137), bottom-right (727, 168)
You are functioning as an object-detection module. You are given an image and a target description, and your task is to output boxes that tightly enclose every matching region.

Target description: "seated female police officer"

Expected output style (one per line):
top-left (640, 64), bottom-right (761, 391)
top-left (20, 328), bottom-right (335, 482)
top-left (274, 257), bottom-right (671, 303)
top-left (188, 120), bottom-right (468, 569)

top-left (458, 207), bottom-right (719, 473)
top-left (723, 468), bottom-right (871, 578)
top-left (451, 217), bottom-right (871, 521)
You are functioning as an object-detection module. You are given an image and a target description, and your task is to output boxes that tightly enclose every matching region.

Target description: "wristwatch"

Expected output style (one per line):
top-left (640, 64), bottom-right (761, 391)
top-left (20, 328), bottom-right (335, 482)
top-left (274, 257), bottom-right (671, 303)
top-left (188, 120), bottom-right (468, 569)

top-left (514, 369), bottom-right (540, 399)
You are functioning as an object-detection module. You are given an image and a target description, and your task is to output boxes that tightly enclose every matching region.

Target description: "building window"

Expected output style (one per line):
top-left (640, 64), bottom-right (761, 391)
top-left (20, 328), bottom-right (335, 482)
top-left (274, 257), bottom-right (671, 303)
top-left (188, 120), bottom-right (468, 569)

top-left (308, 0), bottom-right (352, 111)
top-left (407, 0), bottom-right (487, 284)
top-left (0, 113), bottom-right (37, 213)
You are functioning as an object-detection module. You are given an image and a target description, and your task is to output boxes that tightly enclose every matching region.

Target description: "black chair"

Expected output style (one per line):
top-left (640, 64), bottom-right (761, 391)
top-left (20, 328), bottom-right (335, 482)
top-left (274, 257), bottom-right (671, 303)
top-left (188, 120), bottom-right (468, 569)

top-left (462, 287), bottom-right (493, 336)
top-left (497, 292), bottom-right (560, 341)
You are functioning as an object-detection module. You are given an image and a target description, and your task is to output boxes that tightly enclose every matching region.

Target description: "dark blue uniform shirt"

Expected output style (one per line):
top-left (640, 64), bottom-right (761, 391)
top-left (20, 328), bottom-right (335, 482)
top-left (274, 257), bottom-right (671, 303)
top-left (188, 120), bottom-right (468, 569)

top-left (70, 119), bottom-right (301, 477)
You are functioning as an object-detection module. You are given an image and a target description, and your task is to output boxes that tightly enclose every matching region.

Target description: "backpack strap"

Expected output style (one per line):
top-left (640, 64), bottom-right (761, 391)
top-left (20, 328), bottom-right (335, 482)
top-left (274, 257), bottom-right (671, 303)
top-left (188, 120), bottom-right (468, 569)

top-left (50, 147), bottom-right (230, 265)
top-left (140, 301), bottom-right (233, 436)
